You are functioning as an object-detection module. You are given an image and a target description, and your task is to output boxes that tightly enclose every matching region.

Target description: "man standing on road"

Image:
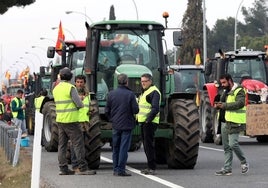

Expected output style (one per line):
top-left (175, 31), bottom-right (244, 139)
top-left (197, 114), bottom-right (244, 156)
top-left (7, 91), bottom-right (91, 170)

top-left (34, 89), bottom-right (49, 113)
top-left (53, 67), bottom-right (96, 175)
top-left (71, 74), bottom-right (91, 171)
top-left (105, 73), bottom-right (139, 177)
top-left (137, 73), bottom-right (161, 175)
top-left (214, 73), bottom-right (249, 176)
top-left (11, 89), bottom-right (27, 137)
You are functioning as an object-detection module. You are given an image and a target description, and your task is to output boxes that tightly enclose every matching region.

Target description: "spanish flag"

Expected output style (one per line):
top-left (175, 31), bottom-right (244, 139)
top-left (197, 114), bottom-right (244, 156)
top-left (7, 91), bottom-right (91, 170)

top-left (5, 71), bottom-right (11, 80)
top-left (195, 48), bottom-right (201, 66)
top-left (55, 21), bottom-right (65, 53)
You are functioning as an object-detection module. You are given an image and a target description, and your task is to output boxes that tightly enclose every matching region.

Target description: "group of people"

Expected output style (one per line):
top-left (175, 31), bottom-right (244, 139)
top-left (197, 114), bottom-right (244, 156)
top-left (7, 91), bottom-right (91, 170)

top-left (51, 67), bottom-right (249, 177)
top-left (53, 67), bottom-right (161, 176)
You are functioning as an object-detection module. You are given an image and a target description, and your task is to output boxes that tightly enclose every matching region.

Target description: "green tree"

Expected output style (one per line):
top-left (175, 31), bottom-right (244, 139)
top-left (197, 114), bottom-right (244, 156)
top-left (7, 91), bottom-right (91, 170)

top-left (179, 0), bottom-right (203, 65)
top-left (0, 0), bottom-right (35, 14)
top-left (240, 0), bottom-right (268, 37)
top-left (207, 17), bottom-right (235, 57)
top-left (206, 0), bottom-right (268, 57)
top-left (109, 5), bottom-right (116, 20)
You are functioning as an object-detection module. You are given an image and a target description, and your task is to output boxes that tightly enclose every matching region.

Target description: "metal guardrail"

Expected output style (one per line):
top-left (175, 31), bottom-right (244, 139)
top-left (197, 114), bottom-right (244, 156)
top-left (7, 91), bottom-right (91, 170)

top-left (0, 121), bottom-right (20, 165)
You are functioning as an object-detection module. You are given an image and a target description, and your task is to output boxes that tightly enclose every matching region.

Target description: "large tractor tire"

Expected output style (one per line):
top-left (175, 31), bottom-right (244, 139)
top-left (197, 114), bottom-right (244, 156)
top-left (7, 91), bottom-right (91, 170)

top-left (199, 91), bottom-right (214, 143)
top-left (212, 109), bottom-right (222, 145)
top-left (129, 138), bottom-right (142, 152)
top-left (155, 138), bottom-right (168, 164)
top-left (167, 99), bottom-right (199, 169)
top-left (25, 108), bottom-right (35, 135)
top-left (25, 94), bottom-right (36, 135)
top-left (42, 101), bottom-right (58, 152)
top-left (256, 135), bottom-right (268, 143)
top-left (84, 99), bottom-right (102, 169)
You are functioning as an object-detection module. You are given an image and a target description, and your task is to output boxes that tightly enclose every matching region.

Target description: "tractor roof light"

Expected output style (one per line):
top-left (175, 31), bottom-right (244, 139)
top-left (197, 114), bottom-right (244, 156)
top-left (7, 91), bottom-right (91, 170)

top-left (105, 24), bottom-right (111, 30)
top-left (147, 24), bottom-right (153, 30)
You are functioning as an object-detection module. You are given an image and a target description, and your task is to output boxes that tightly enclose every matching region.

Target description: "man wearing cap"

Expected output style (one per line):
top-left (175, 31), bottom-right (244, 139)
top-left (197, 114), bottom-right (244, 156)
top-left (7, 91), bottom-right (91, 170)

top-left (53, 67), bottom-right (96, 175)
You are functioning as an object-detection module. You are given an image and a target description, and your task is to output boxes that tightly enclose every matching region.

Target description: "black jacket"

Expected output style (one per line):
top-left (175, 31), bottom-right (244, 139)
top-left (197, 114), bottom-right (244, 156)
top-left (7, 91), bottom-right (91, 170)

top-left (105, 85), bottom-right (139, 130)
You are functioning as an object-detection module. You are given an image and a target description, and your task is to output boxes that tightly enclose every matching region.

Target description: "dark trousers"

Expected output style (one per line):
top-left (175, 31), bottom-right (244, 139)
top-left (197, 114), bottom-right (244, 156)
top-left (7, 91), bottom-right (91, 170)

top-left (58, 122), bottom-right (88, 172)
top-left (141, 122), bottom-right (157, 170)
top-left (112, 129), bottom-right (132, 174)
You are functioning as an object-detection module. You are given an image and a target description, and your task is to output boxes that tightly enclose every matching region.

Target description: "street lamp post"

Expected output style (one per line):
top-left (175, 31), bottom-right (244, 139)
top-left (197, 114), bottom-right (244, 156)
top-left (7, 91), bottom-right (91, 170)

top-left (51, 27), bottom-right (76, 40)
top-left (25, 51), bottom-right (42, 67)
top-left (20, 57), bottom-right (36, 73)
top-left (31, 45), bottom-right (46, 52)
top-left (40, 37), bottom-right (56, 43)
top-left (203, 0), bottom-right (207, 66)
top-left (131, 0), bottom-right (139, 20)
top-left (65, 10), bottom-right (93, 23)
top-left (234, 0), bottom-right (244, 50)
top-left (16, 61), bottom-right (29, 69)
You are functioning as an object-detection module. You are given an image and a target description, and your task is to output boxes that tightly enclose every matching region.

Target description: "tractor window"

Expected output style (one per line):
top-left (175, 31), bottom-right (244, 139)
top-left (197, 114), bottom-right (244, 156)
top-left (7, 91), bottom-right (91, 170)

top-left (175, 69), bottom-right (205, 93)
top-left (96, 30), bottom-right (161, 100)
top-left (71, 51), bottom-right (85, 69)
top-left (227, 58), bottom-right (266, 83)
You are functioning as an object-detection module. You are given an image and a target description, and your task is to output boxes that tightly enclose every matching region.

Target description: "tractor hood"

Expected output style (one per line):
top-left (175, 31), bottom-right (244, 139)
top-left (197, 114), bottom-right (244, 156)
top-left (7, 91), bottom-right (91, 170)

top-left (241, 79), bottom-right (268, 92)
top-left (115, 64), bottom-right (152, 78)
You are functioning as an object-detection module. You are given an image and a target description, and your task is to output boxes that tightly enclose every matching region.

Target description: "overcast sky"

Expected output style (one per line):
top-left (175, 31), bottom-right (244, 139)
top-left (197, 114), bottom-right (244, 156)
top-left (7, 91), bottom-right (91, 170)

top-left (0, 0), bottom-right (255, 78)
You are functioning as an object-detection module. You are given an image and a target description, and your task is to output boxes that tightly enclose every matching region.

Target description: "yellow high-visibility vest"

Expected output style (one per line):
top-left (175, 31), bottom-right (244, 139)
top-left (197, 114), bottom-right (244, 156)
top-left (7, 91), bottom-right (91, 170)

top-left (79, 95), bottom-right (91, 122)
top-left (35, 96), bottom-right (45, 112)
top-left (137, 85), bottom-right (161, 124)
top-left (53, 82), bottom-right (79, 123)
top-left (225, 87), bottom-right (246, 124)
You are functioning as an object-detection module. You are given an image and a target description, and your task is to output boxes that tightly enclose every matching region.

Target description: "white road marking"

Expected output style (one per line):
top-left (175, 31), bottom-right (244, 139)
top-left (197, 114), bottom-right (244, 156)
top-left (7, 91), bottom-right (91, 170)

top-left (199, 146), bottom-right (224, 152)
top-left (101, 156), bottom-right (185, 188)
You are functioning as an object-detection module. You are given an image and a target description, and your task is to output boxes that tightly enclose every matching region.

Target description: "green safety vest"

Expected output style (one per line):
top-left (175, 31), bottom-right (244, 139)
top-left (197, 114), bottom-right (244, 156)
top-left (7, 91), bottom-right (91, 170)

top-left (0, 102), bottom-right (4, 115)
top-left (11, 97), bottom-right (20, 118)
top-left (225, 87), bottom-right (246, 124)
top-left (53, 82), bottom-right (79, 123)
top-left (35, 96), bottom-right (45, 112)
top-left (79, 95), bottom-right (91, 122)
top-left (137, 85), bottom-right (161, 124)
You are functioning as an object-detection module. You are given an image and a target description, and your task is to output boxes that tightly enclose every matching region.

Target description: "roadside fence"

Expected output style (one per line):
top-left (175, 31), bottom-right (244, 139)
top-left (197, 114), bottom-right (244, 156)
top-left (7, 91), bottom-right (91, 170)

top-left (0, 121), bottom-right (22, 166)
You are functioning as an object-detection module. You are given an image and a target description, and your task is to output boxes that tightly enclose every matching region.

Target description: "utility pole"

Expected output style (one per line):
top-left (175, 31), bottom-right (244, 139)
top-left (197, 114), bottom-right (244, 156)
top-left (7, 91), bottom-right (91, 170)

top-left (203, 0), bottom-right (207, 66)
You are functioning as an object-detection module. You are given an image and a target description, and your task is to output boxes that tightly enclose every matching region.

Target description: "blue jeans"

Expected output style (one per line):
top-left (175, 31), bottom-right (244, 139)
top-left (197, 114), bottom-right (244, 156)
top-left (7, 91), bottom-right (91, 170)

top-left (221, 122), bottom-right (247, 171)
top-left (13, 118), bottom-right (27, 134)
top-left (112, 129), bottom-right (132, 174)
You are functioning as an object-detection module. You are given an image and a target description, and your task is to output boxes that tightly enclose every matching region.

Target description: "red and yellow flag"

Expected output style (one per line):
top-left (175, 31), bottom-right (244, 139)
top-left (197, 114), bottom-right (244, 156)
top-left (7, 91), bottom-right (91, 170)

top-left (5, 71), bottom-right (11, 80)
top-left (55, 21), bottom-right (65, 53)
top-left (195, 48), bottom-right (201, 66)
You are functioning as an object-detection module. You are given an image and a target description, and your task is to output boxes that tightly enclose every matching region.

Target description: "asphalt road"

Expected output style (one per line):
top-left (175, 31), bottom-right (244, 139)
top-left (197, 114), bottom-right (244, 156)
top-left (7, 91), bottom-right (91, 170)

top-left (35, 136), bottom-right (268, 188)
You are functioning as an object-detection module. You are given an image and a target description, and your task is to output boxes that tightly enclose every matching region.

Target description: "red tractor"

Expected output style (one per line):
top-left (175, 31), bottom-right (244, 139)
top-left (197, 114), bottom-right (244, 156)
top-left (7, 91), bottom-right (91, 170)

top-left (200, 47), bottom-right (268, 144)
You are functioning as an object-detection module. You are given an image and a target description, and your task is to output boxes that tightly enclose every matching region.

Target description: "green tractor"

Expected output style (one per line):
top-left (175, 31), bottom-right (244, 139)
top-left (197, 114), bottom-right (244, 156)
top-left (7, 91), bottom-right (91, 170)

top-left (84, 19), bottom-right (200, 169)
top-left (25, 66), bottom-right (52, 135)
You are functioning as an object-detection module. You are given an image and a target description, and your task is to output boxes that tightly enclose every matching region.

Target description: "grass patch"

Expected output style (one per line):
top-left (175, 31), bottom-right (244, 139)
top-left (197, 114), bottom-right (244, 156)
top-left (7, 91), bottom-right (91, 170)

top-left (0, 147), bottom-right (32, 188)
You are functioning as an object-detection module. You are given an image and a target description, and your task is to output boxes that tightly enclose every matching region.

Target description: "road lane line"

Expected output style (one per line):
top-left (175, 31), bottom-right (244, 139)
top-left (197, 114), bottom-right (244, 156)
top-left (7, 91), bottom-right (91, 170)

top-left (101, 156), bottom-right (185, 188)
top-left (199, 146), bottom-right (223, 152)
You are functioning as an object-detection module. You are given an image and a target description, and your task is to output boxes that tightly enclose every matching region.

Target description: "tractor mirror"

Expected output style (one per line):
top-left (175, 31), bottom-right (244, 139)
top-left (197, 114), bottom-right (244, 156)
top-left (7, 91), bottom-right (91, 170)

top-left (47, 46), bottom-right (55, 58)
top-left (173, 31), bottom-right (183, 46)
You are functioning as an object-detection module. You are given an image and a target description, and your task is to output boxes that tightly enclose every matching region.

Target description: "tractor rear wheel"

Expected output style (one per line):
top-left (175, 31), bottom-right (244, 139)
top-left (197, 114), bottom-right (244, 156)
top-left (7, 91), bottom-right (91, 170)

top-left (167, 99), bottom-right (199, 169)
top-left (155, 138), bottom-right (168, 164)
top-left (84, 99), bottom-right (102, 169)
top-left (42, 101), bottom-right (58, 152)
top-left (212, 109), bottom-right (222, 145)
top-left (200, 91), bottom-right (213, 143)
top-left (25, 108), bottom-right (35, 135)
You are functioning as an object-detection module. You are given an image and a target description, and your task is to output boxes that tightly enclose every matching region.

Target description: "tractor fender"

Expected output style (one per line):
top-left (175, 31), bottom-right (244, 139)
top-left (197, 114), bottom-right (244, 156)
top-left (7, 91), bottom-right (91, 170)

top-left (203, 83), bottom-right (218, 107)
